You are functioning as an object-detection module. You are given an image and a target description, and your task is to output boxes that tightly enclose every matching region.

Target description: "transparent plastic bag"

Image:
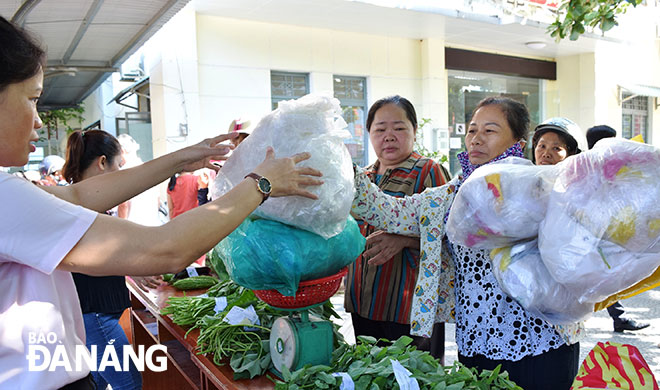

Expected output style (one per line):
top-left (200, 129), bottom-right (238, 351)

top-left (211, 94), bottom-right (354, 239)
top-left (490, 240), bottom-right (593, 324)
top-left (549, 138), bottom-right (660, 253)
top-left (539, 203), bottom-right (660, 304)
top-left (447, 157), bottom-right (557, 249)
top-left (539, 138), bottom-right (660, 303)
top-left (212, 216), bottom-right (365, 296)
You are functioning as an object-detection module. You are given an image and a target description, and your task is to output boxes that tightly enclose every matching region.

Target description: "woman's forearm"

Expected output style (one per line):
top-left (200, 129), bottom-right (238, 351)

top-left (57, 148), bottom-right (323, 276)
top-left (42, 134), bottom-right (234, 213)
top-left (351, 169), bottom-right (422, 236)
top-left (58, 178), bottom-right (263, 276)
top-left (43, 153), bottom-right (185, 213)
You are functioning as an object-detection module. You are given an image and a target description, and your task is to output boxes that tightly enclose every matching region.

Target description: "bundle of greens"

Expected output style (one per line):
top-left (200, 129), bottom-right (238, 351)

top-left (160, 278), bottom-right (341, 380)
top-left (273, 336), bottom-right (522, 390)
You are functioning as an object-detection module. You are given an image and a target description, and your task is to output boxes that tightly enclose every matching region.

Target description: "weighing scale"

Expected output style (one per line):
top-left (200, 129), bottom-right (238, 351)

top-left (253, 267), bottom-right (348, 375)
top-left (269, 304), bottom-right (334, 372)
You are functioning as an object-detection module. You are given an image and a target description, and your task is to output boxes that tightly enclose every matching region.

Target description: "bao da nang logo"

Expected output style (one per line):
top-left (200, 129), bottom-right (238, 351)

top-left (26, 332), bottom-right (167, 372)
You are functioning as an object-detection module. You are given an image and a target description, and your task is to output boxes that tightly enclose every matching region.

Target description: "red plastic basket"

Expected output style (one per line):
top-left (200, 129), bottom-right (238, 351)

top-left (253, 267), bottom-right (348, 309)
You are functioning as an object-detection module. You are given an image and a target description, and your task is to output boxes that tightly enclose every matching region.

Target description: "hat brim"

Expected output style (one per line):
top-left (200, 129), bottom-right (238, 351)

top-left (533, 126), bottom-right (578, 149)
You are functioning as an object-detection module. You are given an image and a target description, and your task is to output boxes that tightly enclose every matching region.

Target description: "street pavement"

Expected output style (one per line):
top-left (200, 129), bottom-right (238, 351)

top-left (331, 286), bottom-right (660, 386)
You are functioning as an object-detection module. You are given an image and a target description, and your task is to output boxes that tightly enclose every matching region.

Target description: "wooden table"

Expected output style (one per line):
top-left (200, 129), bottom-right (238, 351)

top-left (126, 279), bottom-right (274, 390)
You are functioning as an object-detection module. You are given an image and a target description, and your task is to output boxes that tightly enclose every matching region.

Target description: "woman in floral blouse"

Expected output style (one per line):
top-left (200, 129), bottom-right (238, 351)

top-left (352, 97), bottom-right (582, 390)
top-left (345, 95), bottom-right (450, 362)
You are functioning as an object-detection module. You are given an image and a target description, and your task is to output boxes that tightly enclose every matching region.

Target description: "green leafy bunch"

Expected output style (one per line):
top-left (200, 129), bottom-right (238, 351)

top-left (274, 335), bottom-right (522, 390)
top-left (160, 278), bottom-right (342, 380)
top-left (549, 0), bottom-right (643, 41)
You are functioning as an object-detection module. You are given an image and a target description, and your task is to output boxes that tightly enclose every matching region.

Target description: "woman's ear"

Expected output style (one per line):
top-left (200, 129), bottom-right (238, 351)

top-left (96, 155), bottom-right (107, 171)
top-left (519, 139), bottom-right (527, 149)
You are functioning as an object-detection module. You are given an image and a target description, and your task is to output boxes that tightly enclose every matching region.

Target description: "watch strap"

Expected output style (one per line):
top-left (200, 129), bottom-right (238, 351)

top-left (245, 172), bottom-right (271, 204)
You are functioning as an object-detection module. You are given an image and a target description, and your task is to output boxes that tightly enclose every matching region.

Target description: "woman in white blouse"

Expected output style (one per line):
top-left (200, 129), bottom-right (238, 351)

top-left (0, 17), bottom-right (322, 389)
top-left (352, 97), bottom-right (581, 390)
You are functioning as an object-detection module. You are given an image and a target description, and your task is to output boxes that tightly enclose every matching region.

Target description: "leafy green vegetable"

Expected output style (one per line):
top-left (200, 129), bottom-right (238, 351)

top-left (273, 336), bottom-right (523, 390)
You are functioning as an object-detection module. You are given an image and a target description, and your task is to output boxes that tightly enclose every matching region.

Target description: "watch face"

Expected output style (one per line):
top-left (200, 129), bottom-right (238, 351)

top-left (258, 177), bottom-right (272, 193)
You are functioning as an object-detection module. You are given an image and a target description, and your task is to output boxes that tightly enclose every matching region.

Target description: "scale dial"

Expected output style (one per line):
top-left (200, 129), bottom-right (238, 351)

top-left (270, 317), bottom-right (298, 371)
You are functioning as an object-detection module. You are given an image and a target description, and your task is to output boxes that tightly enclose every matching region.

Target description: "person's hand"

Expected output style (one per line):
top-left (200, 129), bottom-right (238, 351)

top-left (177, 133), bottom-right (238, 173)
top-left (131, 275), bottom-right (164, 292)
top-left (363, 230), bottom-right (419, 266)
top-left (252, 147), bottom-right (323, 200)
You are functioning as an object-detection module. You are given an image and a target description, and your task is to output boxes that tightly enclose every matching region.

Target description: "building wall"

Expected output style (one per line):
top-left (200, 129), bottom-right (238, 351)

top-left (194, 14), bottom-right (429, 164)
top-left (594, 39), bottom-right (660, 144)
top-left (555, 53), bottom-right (595, 147)
top-left (139, 11), bottom-right (660, 164)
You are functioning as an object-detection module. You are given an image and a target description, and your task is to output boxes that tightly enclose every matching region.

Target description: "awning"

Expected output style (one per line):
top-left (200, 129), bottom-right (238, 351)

top-left (109, 76), bottom-right (150, 110)
top-left (1, 0), bottom-right (190, 110)
top-left (619, 82), bottom-right (660, 99)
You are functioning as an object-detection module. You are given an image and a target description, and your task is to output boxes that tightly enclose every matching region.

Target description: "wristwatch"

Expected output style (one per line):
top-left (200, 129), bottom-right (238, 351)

top-left (245, 173), bottom-right (272, 204)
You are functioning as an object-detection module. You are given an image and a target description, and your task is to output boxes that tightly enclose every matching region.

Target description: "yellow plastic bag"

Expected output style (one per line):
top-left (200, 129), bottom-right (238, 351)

top-left (594, 265), bottom-right (660, 312)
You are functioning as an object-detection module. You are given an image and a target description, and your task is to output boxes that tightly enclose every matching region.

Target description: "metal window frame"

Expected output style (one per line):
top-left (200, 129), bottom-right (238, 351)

top-left (270, 71), bottom-right (310, 109)
top-left (333, 75), bottom-right (368, 166)
top-left (621, 93), bottom-right (651, 141)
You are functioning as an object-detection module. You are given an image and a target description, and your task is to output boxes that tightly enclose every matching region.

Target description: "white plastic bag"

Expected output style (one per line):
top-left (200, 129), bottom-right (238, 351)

top-left (490, 240), bottom-right (594, 324)
top-left (539, 138), bottom-right (660, 303)
top-left (211, 94), bottom-right (354, 238)
top-left (447, 157), bottom-right (557, 249)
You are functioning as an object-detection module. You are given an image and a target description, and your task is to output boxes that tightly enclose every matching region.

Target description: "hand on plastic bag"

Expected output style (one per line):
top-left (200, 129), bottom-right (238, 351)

top-left (252, 147), bottom-right (323, 199)
top-left (212, 94), bottom-right (355, 238)
top-left (176, 133), bottom-right (236, 173)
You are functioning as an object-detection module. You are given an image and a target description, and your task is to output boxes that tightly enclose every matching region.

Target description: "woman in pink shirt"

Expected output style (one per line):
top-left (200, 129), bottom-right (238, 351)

top-left (167, 172), bottom-right (199, 219)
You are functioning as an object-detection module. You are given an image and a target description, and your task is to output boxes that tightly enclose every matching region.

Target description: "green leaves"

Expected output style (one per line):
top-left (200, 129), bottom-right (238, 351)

top-left (548, 0), bottom-right (643, 41)
top-left (273, 336), bottom-right (523, 390)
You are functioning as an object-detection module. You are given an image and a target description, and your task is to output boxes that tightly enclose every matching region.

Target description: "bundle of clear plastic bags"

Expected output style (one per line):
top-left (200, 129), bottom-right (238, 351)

top-left (212, 216), bottom-right (365, 296)
top-left (447, 157), bottom-right (557, 249)
top-left (539, 138), bottom-right (660, 303)
top-left (212, 94), bottom-right (355, 239)
top-left (490, 240), bottom-right (594, 324)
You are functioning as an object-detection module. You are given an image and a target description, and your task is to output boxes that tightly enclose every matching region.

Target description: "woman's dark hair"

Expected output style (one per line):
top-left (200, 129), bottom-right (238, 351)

top-left (471, 97), bottom-right (530, 141)
top-left (63, 130), bottom-right (121, 183)
top-left (366, 95), bottom-right (418, 131)
top-left (168, 175), bottom-right (178, 191)
top-left (0, 16), bottom-right (46, 93)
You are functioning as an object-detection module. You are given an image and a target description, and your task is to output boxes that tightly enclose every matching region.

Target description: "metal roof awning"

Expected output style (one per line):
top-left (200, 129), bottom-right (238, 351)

top-left (619, 82), bottom-right (660, 107)
top-left (109, 76), bottom-right (150, 110)
top-left (619, 83), bottom-right (660, 98)
top-left (1, 0), bottom-right (190, 111)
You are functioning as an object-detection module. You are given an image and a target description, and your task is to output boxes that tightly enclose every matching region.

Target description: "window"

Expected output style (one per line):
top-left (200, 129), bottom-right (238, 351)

top-left (621, 94), bottom-right (649, 142)
top-left (271, 71), bottom-right (309, 110)
top-left (334, 75), bottom-right (368, 166)
top-left (447, 70), bottom-right (545, 175)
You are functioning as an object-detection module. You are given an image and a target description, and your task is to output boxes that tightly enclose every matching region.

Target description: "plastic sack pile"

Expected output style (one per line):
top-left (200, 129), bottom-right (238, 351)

top-left (447, 139), bottom-right (660, 324)
top-left (211, 93), bottom-right (355, 239)
top-left (212, 216), bottom-right (365, 296)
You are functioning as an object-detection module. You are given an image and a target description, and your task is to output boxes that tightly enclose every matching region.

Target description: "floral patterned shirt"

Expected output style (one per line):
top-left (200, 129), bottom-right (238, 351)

top-left (351, 145), bottom-right (584, 358)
